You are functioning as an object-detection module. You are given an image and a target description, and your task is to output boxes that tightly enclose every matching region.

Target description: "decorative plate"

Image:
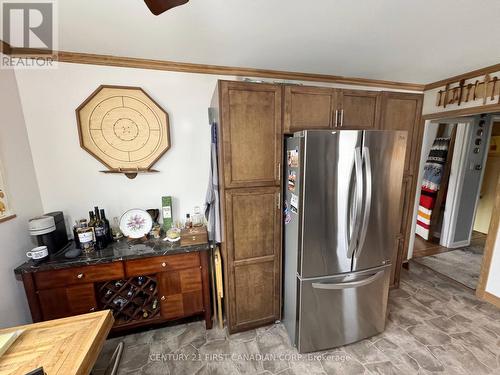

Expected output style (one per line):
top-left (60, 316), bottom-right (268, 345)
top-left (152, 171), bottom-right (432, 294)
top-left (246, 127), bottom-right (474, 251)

top-left (119, 209), bottom-right (153, 239)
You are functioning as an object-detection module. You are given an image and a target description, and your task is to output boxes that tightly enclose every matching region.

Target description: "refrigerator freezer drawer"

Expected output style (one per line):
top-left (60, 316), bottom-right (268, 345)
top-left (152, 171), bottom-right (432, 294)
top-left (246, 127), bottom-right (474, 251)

top-left (297, 266), bottom-right (390, 353)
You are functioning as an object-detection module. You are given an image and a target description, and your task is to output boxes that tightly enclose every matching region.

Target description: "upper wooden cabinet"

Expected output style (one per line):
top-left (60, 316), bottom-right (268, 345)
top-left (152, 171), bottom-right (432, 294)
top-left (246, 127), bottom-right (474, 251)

top-left (284, 85), bottom-right (336, 133)
top-left (337, 89), bottom-right (381, 129)
top-left (379, 92), bottom-right (423, 174)
top-left (283, 86), bottom-right (381, 132)
top-left (219, 81), bottom-right (282, 188)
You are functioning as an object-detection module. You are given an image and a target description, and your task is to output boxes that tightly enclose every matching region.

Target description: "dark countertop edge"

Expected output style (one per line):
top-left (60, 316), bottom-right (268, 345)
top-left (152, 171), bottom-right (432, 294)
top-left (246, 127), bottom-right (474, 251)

top-left (14, 242), bottom-right (210, 275)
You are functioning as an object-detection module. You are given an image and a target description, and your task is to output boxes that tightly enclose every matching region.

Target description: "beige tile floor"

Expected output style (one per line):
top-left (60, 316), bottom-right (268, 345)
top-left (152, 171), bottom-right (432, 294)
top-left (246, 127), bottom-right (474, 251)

top-left (94, 262), bottom-right (500, 374)
top-left (414, 243), bottom-right (484, 289)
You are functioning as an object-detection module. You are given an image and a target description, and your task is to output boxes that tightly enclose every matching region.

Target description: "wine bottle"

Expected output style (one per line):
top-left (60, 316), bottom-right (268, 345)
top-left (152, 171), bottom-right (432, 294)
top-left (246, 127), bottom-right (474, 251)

top-left (93, 206), bottom-right (107, 250)
top-left (100, 209), bottom-right (113, 244)
top-left (88, 211), bottom-right (95, 227)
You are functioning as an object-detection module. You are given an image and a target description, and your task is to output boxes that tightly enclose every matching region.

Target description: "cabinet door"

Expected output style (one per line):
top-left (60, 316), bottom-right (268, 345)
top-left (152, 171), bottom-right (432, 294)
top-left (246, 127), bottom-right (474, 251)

top-left (224, 186), bottom-right (281, 332)
top-left (379, 92), bottom-right (423, 174)
top-left (337, 89), bottom-right (380, 129)
top-left (284, 85), bottom-right (336, 132)
top-left (220, 81), bottom-right (282, 188)
top-left (158, 267), bottom-right (204, 320)
top-left (38, 284), bottom-right (97, 320)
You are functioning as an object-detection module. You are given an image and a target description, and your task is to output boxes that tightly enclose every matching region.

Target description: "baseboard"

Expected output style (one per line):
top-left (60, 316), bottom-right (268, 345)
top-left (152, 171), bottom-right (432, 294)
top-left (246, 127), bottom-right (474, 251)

top-left (447, 240), bottom-right (470, 248)
top-left (481, 291), bottom-right (500, 308)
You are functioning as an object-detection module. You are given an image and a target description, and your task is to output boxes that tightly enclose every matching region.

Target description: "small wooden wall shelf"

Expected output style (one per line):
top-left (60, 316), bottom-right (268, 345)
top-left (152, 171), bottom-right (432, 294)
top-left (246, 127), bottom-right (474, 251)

top-left (100, 168), bottom-right (159, 179)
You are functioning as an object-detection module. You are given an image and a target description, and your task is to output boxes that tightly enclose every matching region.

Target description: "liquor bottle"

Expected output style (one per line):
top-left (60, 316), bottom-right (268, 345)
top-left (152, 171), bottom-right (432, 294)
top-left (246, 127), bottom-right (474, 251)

top-left (100, 209), bottom-right (113, 244)
top-left (185, 213), bottom-right (192, 228)
top-left (93, 207), bottom-right (107, 250)
top-left (77, 219), bottom-right (95, 253)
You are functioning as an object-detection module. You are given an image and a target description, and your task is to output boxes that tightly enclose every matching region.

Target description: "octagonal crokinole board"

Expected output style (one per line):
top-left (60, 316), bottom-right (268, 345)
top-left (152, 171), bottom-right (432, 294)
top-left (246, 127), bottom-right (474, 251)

top-left (77, 86), bottom-right (170, 170)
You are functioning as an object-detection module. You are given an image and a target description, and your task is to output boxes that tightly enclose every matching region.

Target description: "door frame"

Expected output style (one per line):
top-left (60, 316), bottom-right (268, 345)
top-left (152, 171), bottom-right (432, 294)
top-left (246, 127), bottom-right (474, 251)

top-left (415, 108), bottom-right (500, 306)
top-left (440, 117), bottom-right (494, 248)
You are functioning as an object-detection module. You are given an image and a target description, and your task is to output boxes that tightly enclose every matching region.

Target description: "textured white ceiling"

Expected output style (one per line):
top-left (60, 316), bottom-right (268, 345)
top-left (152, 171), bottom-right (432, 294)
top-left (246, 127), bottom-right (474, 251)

top-left (56, 0), bottom-right (500, 84)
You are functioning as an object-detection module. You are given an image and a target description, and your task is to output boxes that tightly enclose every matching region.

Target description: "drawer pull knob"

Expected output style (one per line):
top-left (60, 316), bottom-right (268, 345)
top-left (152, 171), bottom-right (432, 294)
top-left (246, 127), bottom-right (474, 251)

top-left (161, 296), bottom-right (166, 301)
top-left (161, 262), bottom-right (167, 267)
top-left (77, 273), bottom-right (84, 279)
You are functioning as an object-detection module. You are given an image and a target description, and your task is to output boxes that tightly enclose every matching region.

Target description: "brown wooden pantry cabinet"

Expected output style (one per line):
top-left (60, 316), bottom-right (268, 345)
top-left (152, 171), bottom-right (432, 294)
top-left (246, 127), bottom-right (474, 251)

top-left (212, 80), bottom-right (422, 333)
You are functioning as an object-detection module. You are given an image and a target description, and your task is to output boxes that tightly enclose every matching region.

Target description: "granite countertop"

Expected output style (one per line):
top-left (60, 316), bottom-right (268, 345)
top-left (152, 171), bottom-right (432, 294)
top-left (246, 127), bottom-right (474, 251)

top-left (14, 238), bottom-right (210, 274)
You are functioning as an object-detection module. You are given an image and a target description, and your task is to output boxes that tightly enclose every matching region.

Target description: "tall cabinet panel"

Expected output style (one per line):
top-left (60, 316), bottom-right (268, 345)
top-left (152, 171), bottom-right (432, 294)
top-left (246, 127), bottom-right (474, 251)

top-left (220, 81), bottom-right (282, 188)
top-left (226, 187), bottom-right (281, 331)
top-left (214, 81), bottom-right (282, 333)
top-left (379, 92), bottom-right (423, 286)
top-left (380, 92), bottom-right (423, 174)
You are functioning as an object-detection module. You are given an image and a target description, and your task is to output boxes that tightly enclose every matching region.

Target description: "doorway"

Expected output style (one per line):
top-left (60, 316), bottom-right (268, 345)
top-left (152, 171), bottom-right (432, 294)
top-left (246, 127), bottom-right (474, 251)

top-left (409, 115), bottom-right (500, 290)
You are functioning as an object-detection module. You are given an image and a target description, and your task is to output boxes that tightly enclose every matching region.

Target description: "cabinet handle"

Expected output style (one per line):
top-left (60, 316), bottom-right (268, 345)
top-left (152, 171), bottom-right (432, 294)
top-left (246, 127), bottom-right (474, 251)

top-left (277, 192), bottom-right (281, 209)
top-left (277, 163), bottom-right (281, 180)
top-left (340, 109), bottom-right (344, 126)
top-left (161, 262), bottom-right (167, 267)
top-left (161, 296), bottom-right (166, 301)
top-left (89, 307), bottom-right (95, 312)
top-left (334, 110), bottom-right (338, 126)
top-left (77, 273), bottom-right (84, 279)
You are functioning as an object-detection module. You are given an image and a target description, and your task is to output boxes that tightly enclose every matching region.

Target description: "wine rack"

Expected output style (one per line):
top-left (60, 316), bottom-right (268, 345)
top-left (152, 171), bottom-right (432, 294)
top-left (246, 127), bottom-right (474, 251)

top-left (97, 275), bottom-right (161, 327)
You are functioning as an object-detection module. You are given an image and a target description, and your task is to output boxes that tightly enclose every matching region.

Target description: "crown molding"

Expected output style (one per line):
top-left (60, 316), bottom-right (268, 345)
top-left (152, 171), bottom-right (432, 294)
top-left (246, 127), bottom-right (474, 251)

top-left (0, 40), bottom-right (424, 91)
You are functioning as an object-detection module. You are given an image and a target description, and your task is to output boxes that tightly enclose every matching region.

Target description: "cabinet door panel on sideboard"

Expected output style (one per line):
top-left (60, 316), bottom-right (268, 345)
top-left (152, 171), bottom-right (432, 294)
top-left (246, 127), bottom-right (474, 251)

top-left (220, 81), bottom-right (282, 188)
top-left (337, 89), bottom-right (380, 129)
top-left (284, 85), bottom-right (336, 133)
top-left (224, 187), bottom-right (281, 332)
top-left (38, 283), bottom-right (97, 320)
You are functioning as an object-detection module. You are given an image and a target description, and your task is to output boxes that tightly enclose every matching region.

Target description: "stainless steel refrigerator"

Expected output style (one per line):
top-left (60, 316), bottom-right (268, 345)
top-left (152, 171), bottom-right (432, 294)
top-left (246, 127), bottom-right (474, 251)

top-left (283, 130), bottom-right (407, 353)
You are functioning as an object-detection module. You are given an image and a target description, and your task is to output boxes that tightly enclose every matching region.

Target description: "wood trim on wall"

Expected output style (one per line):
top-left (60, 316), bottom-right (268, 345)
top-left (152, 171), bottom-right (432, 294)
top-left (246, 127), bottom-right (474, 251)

top-left (425, 62), bottom-right (500, 90)
top-left (476, 173), bottom-right (500, 299)
top-left (422, 103), bottom-right (500, 121)
top-left (0, 40), bottom-right (424, 91)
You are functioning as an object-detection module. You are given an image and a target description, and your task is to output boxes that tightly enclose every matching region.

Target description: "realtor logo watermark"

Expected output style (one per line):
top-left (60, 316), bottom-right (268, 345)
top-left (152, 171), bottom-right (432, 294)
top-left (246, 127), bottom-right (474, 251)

top-left (1, 1), bottom-right (57, 68)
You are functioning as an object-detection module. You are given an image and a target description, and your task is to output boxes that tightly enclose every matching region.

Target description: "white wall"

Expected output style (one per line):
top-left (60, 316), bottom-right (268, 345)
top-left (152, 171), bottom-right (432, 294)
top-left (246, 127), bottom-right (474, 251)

top-left (14, 63), bottom-right (419, 234)
top-left (0, 63), bottom-right (44, 328)
top-left (486, 225), bottom-right (500, 297)
top-left (15, 63), bottom-right (224, 231)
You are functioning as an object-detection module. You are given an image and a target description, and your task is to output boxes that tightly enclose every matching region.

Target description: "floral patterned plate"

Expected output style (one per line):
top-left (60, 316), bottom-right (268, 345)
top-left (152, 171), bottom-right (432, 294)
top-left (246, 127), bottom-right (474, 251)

top-left (119, 209), bottom-right (153, 239)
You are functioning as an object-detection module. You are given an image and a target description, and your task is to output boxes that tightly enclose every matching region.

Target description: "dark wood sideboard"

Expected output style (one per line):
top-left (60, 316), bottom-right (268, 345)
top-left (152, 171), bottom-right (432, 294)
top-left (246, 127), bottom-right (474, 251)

top-left (15, 242), bottom-right (212, 332)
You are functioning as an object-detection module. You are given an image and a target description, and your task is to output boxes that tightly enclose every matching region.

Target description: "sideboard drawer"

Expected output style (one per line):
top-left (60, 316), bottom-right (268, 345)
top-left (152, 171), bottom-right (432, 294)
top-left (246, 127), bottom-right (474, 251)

top-left (34, 262), bottom-right (124, 289)
top-left (125, 252), bottom-right (200, 277)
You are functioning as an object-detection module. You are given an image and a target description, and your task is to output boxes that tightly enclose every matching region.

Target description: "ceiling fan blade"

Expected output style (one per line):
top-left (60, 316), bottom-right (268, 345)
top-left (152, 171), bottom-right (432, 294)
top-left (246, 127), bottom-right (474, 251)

top-left (144, 0), bottom-right (189, 15)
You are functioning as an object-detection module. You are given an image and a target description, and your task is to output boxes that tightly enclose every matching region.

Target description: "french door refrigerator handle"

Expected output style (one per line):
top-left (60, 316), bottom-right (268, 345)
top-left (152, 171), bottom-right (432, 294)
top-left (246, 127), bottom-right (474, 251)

top-left (355, 146), bottom-right (372, 259)
top-left (346, 147), bottom-right (364, 259)
top-left (311, 270), bottom-right (384, 290)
